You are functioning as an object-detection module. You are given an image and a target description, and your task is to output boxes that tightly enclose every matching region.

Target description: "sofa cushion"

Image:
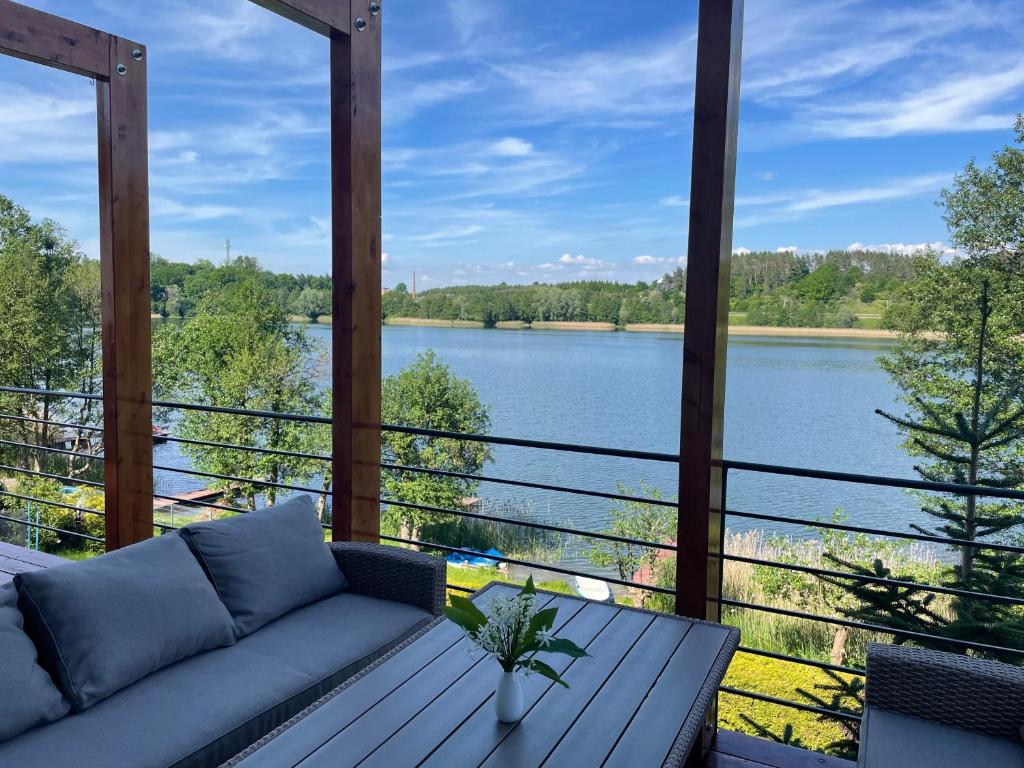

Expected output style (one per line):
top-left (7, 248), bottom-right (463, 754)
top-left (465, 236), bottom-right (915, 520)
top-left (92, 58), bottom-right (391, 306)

top-left (0, 583), bottom-right (69, 741)
top-left (179, 495), bottom-right (346, 637)
top-left (859, 707), bottom-right (1024, 768)
top-left (15, 533), bottom-right (235, 711)
top-left (0, 591), bottom-right (432, 768)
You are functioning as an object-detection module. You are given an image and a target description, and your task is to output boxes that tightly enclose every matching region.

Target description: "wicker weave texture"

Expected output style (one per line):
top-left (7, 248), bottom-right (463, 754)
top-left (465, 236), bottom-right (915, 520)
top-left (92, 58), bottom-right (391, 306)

top-left (329, 541), bottom-right (446, 617)
top-left (866, 642), bottom-right (1024, 741)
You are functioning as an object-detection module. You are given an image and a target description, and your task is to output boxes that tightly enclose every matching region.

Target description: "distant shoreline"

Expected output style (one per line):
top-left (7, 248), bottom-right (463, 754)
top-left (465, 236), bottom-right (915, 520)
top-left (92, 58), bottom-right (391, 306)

top-left (376, 317), bottom-right (899, 339)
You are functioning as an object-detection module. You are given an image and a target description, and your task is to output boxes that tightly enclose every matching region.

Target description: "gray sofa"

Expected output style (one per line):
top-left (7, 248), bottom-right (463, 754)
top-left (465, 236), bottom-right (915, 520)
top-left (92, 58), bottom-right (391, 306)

top-left (859, 642), bottom-right (1024, 768)
top-left (0, 495), bottom-right (445, 768)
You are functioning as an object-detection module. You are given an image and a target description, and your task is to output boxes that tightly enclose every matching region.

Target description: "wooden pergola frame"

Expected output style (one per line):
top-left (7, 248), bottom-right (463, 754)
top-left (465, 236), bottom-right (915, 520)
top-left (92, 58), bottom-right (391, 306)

top-left (0, 0), bottom-right (383, 548)
top-left (0, 0), bottom-right (741, 636)
top-left (0, 0), bottom-right (153, 550)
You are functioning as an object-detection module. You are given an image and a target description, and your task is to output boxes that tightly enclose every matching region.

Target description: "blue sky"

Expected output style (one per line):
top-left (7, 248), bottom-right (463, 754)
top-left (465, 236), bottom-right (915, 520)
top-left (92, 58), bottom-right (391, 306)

top-left (1, 0), bottom-right (1023, 287)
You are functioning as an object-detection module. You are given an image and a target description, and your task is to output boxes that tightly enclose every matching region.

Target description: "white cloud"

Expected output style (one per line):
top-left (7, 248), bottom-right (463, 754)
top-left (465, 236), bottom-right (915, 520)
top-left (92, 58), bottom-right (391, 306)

top-left (776, 246), bottom-right (799, 254)
top-left (491, 137), bottom-right (534, 157)
top-left (411, 225), bottom-right (485, 244)
top-left (151, 197), bottom-right (242, 221)
top-left (754, 171), bottom-right (775, 182)
top-left (733, 247), bottom-right (753, 256)
top-left (807, 62), bottom-right (1024, 139)
top-left (847, 241), bottom-right (957, 256)
top-left (659, 195), bottom-right (689, 208)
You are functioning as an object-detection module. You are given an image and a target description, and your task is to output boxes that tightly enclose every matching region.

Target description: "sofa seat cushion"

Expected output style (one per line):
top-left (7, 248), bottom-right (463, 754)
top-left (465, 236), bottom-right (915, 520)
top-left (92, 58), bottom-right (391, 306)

top-left (180, 495), bottom-right (347, 637)
top-left (0, 592), bottom-right (432, 768)
top-left (859, 707), bottom-right (1024, 768)
top-left (15, 533), bottom-right (235, 711)
top-left (0, 583), bottom-right (69, 741)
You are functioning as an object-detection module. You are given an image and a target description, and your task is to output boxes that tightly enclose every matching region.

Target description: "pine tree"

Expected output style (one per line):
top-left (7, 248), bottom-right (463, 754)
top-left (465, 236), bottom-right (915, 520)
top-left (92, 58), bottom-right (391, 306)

top-left (823, 119), bottom-right (1024, 659)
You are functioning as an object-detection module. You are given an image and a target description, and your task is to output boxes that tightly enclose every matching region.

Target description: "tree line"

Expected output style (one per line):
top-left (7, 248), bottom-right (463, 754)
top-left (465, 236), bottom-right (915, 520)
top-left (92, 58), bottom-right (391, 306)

top-left (150, 249), bottom-right (916, 330)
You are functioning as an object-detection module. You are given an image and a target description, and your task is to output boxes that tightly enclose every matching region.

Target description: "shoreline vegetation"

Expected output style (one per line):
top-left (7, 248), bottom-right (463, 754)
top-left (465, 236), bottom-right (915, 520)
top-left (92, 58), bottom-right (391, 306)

top-left (373, 316), bottom-right (901, 339)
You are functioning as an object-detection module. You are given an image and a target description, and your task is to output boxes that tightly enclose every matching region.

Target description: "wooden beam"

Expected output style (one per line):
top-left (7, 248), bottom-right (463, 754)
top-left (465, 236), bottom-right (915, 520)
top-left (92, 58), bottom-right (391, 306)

top-left (331, 5), bottom-right (381, 542)
top-left (248, 0), bottom-right (351, 36)
top-left (676, 0), bottom-right (744, 622)
top-left (0, 0), bottom-right (110, 78)
top-left (97, 36), bottom-right (154, 549)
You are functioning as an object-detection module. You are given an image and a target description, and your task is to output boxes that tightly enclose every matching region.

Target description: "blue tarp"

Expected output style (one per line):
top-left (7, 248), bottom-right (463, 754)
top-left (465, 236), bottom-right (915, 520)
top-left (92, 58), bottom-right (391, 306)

top-left (446, 548), bottom-right (505, 568)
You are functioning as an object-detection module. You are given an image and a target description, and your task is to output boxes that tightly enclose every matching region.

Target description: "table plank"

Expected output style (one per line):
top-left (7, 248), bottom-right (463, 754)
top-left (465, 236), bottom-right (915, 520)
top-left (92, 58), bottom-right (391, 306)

top-left (234, 585), bottom-right (523, 768)
top-left (540, 615), bottom-right (692, 767)
top-left (0, 542), bottom-right (66, 568)
top-left (415, 602), bottom-right (622, 768)
top-left (480, 607), bottom-right (655, 768)
top-left (361, 599), bottom-right (620, 768)
top-left (297, 595), bottom-right (584, 768)
top-left (604, 622), bottom-right (735, 767)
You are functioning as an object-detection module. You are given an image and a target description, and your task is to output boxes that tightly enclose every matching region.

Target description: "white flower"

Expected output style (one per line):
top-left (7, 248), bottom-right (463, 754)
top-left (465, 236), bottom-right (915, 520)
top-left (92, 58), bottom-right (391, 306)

top-left (536, 627), bottom-right (554, 648)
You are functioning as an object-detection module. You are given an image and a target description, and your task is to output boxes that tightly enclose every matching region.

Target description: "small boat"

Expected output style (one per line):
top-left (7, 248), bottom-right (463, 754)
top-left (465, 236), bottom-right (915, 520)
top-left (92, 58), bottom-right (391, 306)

top-left (152, 425), bottom-right (171, 444)
top-left (575, 575), bottom-right (612, 602)
top-left (446, 548), bottom-right (507, 570)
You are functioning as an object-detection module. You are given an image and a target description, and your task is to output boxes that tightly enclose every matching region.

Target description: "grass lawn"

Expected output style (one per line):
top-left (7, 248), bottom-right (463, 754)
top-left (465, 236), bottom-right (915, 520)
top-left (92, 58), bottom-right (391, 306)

top-left (719, 652), bottom-right (860, 759)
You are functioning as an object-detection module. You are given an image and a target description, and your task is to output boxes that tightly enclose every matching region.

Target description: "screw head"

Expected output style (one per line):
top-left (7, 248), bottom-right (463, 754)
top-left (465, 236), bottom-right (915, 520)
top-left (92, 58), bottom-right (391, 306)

top-left (355, 16), bottom-right (368, 31)
top-left (116, 63), bottom-right (127, 76)
top-left (369, 2), bottom-right (380, 15)
top-left (132, 48), bottom-right (143, 61)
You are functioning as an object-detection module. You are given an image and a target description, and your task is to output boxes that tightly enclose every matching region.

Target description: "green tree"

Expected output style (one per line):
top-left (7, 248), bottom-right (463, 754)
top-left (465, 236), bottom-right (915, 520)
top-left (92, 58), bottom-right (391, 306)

top-left (0, 196), bottom-right (102, 476)
top-left (380, 350), bottom-right (492, 541)
top-left (153, 279), bottom-right (328, 511)
top-left (588, 483), bottom-right (675, 608)
top-left (292, 287), bottom-right (331, 322)
top-left (825, 119), bottom-right (1024, 657)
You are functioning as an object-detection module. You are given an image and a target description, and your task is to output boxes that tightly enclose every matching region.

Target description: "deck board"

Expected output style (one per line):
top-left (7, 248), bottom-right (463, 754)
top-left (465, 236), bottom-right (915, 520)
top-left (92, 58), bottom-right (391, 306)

top-left (707, 730), bottom-right (855, 768)
top-left (0, 542), bottom-right (66, 582)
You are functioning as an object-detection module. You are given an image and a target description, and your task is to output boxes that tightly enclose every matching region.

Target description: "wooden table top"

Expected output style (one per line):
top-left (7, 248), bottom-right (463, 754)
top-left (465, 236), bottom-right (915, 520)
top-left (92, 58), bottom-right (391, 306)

top-left (0, 541), bottom-right (66, 583)
top-left (231, 584), bottom-right (739, 768)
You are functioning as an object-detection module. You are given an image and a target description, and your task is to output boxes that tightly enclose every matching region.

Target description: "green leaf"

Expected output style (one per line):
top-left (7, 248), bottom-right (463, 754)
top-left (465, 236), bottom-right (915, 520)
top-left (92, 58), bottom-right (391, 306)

top-left (449, 595), bottom-right (488, 627)
top-left (539, 638), bottom-right (590, 658)
top-left (521, 575), bottom-right (536, 596)
top-left (523, 659), bottom-right (569, 688)
top-left (444, 603), bottom-right (485, 634)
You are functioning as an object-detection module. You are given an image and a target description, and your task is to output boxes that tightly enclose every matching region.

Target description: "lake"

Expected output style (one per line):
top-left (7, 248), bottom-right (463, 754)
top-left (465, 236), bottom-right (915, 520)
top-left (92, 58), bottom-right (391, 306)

top-left (155, 324), bottom-right (926, 568)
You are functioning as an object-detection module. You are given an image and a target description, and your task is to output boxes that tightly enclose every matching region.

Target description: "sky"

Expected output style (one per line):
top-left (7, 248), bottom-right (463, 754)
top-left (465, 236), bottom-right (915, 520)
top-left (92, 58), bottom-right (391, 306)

top-left (1, 0), bottom-right (1023, 287)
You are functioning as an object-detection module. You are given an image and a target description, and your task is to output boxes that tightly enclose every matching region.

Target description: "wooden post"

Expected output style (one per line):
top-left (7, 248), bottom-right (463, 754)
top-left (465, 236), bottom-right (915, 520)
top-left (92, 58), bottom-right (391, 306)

top-left (331, 6), bottom-right (382, 543)
top-left (0, 1), bottom-right (153, 550)
top-left (96, 37), bottom-right (153, 550)
top-left (676, 0), bottom-right (744, 622)
top-left (249, 0), bottom-right (381, 543)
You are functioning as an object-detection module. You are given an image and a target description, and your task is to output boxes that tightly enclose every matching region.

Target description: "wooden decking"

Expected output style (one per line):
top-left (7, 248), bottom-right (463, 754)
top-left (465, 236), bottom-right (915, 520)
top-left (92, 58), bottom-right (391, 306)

top-left (708, 730), bottom-right (855, 767)
top-left (0, 541), bottom-right (66, 582)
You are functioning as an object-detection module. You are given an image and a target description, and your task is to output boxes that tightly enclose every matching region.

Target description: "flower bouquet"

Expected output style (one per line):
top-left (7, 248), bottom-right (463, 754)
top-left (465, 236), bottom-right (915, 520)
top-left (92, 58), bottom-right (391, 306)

top-left (444, 577), bottom-right (589, 723)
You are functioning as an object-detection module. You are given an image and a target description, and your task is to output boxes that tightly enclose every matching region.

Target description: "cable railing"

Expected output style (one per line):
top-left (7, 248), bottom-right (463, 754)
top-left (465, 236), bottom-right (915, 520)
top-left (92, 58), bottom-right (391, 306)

top-left (2, 385), bottom-right (1024, 741)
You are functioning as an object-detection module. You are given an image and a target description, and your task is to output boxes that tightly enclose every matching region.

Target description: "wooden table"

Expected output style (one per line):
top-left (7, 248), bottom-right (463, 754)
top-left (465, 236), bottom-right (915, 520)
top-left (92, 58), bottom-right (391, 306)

top-left (228, 584), bottom-right (739, 768)
top-left (0, 541), bottom-right (66, 583)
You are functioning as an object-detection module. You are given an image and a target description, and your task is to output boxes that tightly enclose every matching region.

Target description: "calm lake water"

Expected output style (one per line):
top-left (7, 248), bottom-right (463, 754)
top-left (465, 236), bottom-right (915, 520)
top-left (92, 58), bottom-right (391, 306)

top-left (155, 325), bottom-right (926, 567)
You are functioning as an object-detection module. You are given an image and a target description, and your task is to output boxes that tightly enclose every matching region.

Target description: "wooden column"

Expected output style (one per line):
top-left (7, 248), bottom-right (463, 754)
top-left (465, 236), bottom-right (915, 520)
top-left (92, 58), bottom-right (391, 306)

top-left (97, 37), bottom-right (153, 549)
top-left (676, 0), bottom-right (744, 622)
top-left (331, 5), bottom-right (382, 543)
top-left (0, 1), bottom-right (153, 550)
top-left (247, 1), bottom-right (382, 542)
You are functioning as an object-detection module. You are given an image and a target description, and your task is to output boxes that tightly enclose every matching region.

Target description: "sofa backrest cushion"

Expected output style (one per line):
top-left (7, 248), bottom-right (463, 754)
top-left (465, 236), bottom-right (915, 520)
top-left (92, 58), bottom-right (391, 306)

top-left (179, 495), bottom-right (347, 638)
top-left (14, 533), bottom-right (236, 711)
top-left (0, 583), bottom-right (69, 741)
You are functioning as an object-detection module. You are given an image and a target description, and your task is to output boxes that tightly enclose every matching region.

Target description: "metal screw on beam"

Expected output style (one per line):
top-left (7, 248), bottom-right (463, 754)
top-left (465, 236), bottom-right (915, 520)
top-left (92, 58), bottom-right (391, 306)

top-left (355, 17), bottom-right (368, 31)
top-left (116, 63), bottom-right (127, 76)
top-left (369, 2), bottom-right (380, 15)
top-left (132, 48), bottom-right (143, 61)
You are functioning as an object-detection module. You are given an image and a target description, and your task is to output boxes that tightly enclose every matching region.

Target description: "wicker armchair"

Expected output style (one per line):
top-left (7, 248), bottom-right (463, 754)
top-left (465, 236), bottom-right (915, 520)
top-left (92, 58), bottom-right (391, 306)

top-left (859, 643), bottom-right (1024, 767)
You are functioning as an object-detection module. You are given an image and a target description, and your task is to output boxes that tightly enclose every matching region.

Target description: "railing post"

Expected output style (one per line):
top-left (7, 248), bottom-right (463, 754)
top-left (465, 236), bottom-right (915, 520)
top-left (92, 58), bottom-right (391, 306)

top-left (331, 2), bottom-right (382, 543)
top-left (676, 0), bottom-right (744, 622)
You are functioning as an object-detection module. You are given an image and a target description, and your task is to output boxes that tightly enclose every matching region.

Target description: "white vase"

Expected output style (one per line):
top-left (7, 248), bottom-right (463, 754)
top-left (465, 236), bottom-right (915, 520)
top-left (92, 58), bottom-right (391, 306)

top-left (494, 669), bottom-right (524, 723)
